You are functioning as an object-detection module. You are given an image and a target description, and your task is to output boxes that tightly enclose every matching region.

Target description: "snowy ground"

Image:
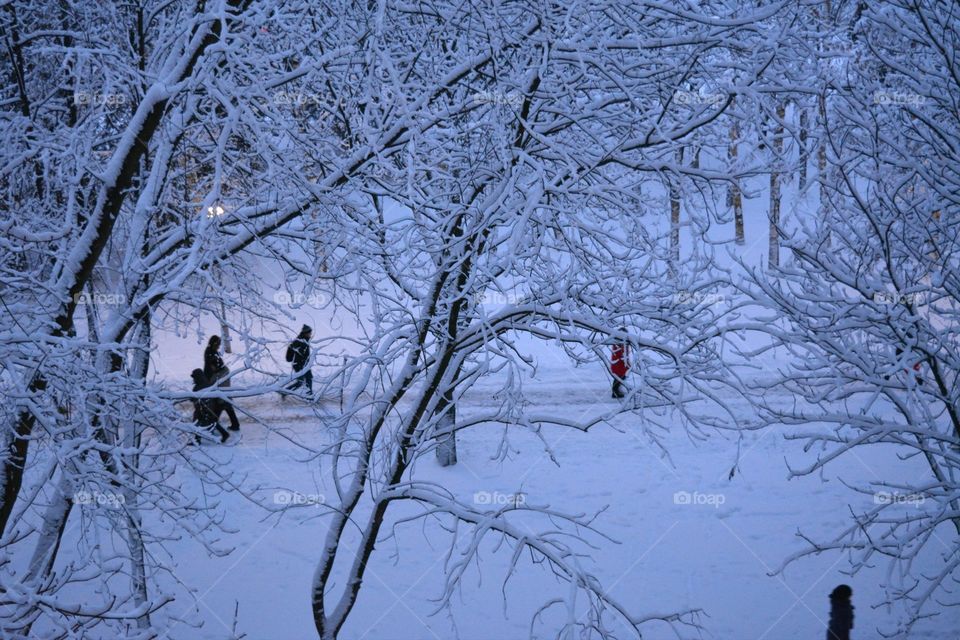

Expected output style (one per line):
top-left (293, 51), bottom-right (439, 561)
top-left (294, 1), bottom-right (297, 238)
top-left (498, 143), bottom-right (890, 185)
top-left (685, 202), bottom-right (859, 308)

top-left (143, 359), bottom-right (956, 640)
top-left (119, 190), bottom-right (957, 639)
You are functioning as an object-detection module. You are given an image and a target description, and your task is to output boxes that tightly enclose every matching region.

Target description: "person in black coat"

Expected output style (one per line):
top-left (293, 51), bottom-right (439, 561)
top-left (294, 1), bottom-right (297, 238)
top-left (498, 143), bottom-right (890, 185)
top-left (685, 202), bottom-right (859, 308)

top-left (190, 369), bottom-right (228, 443)
top-left (284, 324), bottom-right (313, 396)
top-left (202, 335), bottom-right (240, 430)
top-left (827, 584), bottom-right (854, 640)
top-left (203, 335), bottom-right (227, 382)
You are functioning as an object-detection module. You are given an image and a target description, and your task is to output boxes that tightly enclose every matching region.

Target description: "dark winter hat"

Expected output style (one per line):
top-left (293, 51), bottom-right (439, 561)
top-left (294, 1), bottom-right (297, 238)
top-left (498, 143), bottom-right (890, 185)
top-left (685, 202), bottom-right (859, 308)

top-left (190, 368), bottom-right (206, 381)
top-left (208, 335), bottom-right (221, 346)
top-left (301, 324), bottom-right (313, 335)
top-left (830, 584), bottom-right (853, 600)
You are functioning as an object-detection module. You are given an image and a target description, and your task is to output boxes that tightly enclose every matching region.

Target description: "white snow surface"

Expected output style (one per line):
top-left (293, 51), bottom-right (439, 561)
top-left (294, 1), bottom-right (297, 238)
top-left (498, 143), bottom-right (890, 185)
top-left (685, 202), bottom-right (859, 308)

top-left (121, 186), bottom-right (957, 639)
top-left (140, 342), bottom-right (955, 640)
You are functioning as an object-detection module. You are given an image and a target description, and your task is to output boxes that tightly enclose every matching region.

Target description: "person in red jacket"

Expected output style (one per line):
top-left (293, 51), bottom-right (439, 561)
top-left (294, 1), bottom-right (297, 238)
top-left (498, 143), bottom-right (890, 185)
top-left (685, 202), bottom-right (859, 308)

top-left (610, 327), bottom-right (629, 399)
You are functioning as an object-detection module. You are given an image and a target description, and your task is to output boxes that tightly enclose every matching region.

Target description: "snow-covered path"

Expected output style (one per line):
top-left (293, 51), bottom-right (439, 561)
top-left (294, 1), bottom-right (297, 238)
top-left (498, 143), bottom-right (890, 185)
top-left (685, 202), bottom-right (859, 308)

top-left (151, 365), bottom-right (957, 640)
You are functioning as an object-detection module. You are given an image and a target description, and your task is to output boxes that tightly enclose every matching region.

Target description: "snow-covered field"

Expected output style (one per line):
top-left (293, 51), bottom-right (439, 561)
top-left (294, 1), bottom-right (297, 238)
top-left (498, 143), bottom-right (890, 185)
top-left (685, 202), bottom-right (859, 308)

top-left (142, 358), bottom-right (956, 640)
top-left (7, 3), bottom-right (959, 638)
top-left (134, 224), bottom-right (959, 639)
top-left (53, 184), bottom-right (945, 639)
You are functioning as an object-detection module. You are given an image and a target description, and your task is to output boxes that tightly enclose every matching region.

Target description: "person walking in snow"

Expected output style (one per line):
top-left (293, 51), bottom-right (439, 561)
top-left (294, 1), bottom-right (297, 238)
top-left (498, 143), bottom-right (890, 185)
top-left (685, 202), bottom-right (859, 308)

top-left (610, 327), bottom-right (629, 399)
top-left (826, 584), bottom-right (854, 640)
top-left (203, 335), bottom-right (240, 430)
top-left (203, 335), bottom-right (229, 383)
top-left (190, 369), bottom-right (229, 444)
top-left (285, 324), bottom-right (313, 397)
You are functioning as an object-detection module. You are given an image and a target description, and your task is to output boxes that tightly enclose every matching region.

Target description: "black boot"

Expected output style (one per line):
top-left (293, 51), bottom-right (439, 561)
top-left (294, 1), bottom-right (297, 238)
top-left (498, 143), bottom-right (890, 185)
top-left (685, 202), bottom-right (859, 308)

top-left (612, 379), bottom-right (626, 399)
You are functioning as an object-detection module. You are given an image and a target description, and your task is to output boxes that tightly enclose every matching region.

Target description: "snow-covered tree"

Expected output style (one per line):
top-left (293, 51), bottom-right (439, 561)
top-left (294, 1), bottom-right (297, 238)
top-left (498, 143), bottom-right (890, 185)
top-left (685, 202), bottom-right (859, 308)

top-left (0, 0), bottom-right (361, 633)
top-left (0, 0), bottom-right (807, 637)
top-left (300, 1), bottom-right (795, 637)
top-left (742, 1), bottom-right (960, 633)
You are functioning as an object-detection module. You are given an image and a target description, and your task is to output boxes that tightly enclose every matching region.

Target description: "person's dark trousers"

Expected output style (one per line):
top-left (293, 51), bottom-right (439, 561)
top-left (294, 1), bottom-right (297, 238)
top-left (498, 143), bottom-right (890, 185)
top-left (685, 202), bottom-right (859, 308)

top-left (208, 397), bottom-right (240, 430)
top-left (612, 377), bottom-right (626, 398)
top-left (221, 402), bottom-right (241, 430)
top-left (287, 368), bottom-right (313, 395)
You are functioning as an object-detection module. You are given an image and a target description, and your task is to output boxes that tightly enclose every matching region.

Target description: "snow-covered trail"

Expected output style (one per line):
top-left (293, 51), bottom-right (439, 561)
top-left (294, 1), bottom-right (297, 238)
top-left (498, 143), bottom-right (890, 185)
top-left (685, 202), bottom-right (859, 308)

top-left (151, 366), bottom-right (956, 640)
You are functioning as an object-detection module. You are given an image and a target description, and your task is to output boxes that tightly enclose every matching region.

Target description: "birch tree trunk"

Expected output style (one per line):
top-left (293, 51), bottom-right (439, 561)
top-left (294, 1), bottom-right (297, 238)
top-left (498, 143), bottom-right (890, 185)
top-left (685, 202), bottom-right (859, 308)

top-left (728, 117), bottom-right (744, 245)
top-left (669, 147), bottom-right (684, 275)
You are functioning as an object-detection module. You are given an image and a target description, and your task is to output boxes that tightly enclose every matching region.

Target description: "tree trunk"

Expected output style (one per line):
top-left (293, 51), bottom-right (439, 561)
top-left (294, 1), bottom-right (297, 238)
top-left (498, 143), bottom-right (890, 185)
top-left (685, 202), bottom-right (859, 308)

top-left (435, 401), bottom-right (457, 467)
top-left (124, 317), bottom-right (152, 629)
top-left (817, 95), bottom-right (828, 218)
top-left (798, 106), bottom-right (809, 191)
top-left (816, 93), bottom-right (831, 247)
top-left (219, 297), bottom-right (232, 354)
top-left (729, 119), bottom-right (744, 245)
top-left (0, 2), bottom-right (239, 540)
top-left (768, 103), bottom-right (785, 268)
top-left (19, 471), bottom-right (73, 637)
top-left (669, 147), bottom-right (684, 275)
